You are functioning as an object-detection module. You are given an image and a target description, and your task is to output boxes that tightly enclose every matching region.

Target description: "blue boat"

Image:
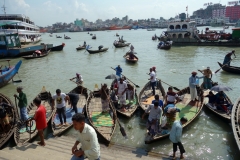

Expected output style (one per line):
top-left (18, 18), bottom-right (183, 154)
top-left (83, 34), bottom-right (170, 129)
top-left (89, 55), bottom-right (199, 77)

top-left (0, 60), bottom-right (22, 88)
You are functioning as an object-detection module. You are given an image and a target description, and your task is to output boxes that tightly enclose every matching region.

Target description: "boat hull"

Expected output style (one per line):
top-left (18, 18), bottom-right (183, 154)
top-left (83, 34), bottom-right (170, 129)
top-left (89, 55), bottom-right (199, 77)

top-left (231, 97), bottom-right (240, 151)
top-left (0, 60), bottom-right (22, 88)
top-left (87, 48), bottom-right (108, 54)
top-left (0, 93), bottom-right (16, 149)
top-left (51, 44), bottom-right (64, 51)
top-left (218, 62), bottom-right (240, 74)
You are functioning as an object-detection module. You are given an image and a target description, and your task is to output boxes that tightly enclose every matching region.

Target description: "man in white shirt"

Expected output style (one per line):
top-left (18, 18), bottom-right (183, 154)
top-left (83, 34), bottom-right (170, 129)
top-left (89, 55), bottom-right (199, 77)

top-left (142, 102), bottom-right (162, 137)
top-left (165, 87), bottom-right (180, 105)
top-left (52, 89), bottom-right (70, 126)
top-left (71, 113), bottom-right (100, 160)
top-left (149, 68), bottom-right (157, 95)
top-left (117, 78), bottom-right (128, 112)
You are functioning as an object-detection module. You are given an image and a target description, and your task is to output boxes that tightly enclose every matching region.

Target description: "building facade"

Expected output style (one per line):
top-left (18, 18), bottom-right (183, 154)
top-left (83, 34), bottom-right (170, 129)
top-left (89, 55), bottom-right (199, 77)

top-left (226, 5), bottom-right (240, 22)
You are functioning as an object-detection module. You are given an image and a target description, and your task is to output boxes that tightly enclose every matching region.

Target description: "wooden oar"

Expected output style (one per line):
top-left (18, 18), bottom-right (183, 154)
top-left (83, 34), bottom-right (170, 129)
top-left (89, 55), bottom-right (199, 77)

top-left (110, 67), bottom-right (140, 88)
top-left (102, 89), bottom-right (127, 138)
top-left (215, 57), bottom-right (236, 74)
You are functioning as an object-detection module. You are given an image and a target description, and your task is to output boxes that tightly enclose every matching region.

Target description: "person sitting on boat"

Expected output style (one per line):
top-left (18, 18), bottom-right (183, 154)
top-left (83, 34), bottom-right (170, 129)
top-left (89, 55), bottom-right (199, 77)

top-left (117, 78), bottom-right (128, 112)
top-left (99, 83), bottom-right (110, 113)
top-left (223, 50), bottom-right (236, 66)
top-left (32, 52), bottom-right (37, 57)
top-left (123, 76), bottom-right (128, 83)
top-left (142, 101), bottom-right (162, 137)
top-left (0, 98), bottom-right (12, 132)
top-left (198, 67), bottom-right (212, 89)
top-left (165, 87), bottom-right (180, 106)
top-left (152, 94), bottom-right (164, 109)
top-left (205, 91), bottom-right (217, 109)
top-left (98, 45), bottom-right (103, 50)
top-left (115, 65), bottom-right (122, 78)
top-left (126, 83), bottom-right (134, 103)
top-left (158, 41), bottom-right (164, 48)
top-left (164, 104), bottom-right (181, 128)
top-left (129, 52), bottom-right (135, 60)
top-left (215, 95), bottom-right (232, 114)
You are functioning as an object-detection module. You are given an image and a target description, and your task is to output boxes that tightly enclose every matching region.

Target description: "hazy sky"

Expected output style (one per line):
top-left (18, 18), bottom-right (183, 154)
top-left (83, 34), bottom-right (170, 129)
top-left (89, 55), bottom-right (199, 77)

top-left (1, 0), bottom-right (234, 26)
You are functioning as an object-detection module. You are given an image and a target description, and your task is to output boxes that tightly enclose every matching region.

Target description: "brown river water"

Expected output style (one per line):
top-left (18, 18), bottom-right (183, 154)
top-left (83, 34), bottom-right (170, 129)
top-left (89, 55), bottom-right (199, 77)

top-left (1, 26), bottom-right (240, 159)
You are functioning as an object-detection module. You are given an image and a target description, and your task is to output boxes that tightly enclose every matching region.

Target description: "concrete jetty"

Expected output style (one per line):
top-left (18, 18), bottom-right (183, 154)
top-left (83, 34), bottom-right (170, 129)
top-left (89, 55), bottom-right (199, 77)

top-left (0, 136), bottom-right (174, 160)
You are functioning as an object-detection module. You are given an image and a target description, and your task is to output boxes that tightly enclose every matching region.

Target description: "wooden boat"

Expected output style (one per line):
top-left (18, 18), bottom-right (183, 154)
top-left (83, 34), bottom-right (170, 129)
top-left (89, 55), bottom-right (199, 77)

top-left (0, 93), bottom-right (16, 149)
top-left (56, 35), bottom-right (62, 38)
top-left (87, 48), bottom-right (108, 54)
top-left (22, 50), bottom-right (51, 59)
top-left (218, 62), bottom-right (240, 74)
top-left (113, 43), bottom-right (130, 48)
top-left (201, 83), bottom-right (232, 122)
top-left (76, 46), bottom-right (86, 51)
top-left (110, 79), bottom-right (139, 118)
top-left (86, 90), bottom-right (117, 143)
top-left (0, 60), bottom-right (22, 88)
top-left (138, 79), bottom-right (166, 111)
top-left (51, 85), bottom-right (88, 136)
top-left (14, 86), bottom-right (54, 146)
top-left (231, 96), bottom-right (240, 150)
top-left (64, 36), bottom-right (71, 39)
top-left (51, 43), bottom-right (65, 51)
top-left (90, 33), bottom-right (93, 36)
top-left (158, 44), bottom-right (171, 50)
top-left (144, 86), bottom-right (204, 144)
top-left (123, 52), bottom-right (139, 62)
top-left (116, 34), bottom-right (119, 37)
top-left (92, 36), bottom-right (96, 39)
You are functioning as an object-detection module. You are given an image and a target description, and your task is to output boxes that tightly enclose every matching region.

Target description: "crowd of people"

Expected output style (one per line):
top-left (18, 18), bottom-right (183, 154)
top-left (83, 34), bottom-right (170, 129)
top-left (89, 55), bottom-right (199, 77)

top-left (6, 49), bottom-right (236, 159)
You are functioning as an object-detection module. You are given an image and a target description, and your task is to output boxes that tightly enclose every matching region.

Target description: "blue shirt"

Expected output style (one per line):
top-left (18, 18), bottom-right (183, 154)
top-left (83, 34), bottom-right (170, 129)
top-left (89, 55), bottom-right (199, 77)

top-left (152, 99), bottom-right (163, 108)
top-left (189, 76), bottom-right (203, 88)
top-left (169, 121), bottom-right (183, 143)
top-left (115, 67), bottom-right (122, 77)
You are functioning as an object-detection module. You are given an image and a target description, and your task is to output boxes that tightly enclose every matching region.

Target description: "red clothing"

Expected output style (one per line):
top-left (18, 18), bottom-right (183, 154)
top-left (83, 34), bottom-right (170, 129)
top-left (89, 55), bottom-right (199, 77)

top-left (34, 105), bottom-right (47, 130)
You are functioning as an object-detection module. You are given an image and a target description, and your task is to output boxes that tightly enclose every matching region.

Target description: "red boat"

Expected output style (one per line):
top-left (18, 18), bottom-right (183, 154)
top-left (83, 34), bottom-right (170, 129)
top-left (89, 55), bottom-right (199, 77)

top-left (109, 25), bottom-right (131, 30)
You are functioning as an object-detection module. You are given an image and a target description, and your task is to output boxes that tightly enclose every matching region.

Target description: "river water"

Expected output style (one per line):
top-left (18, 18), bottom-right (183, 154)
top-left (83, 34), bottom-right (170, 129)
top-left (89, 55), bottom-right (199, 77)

top-left (1, 27), bottom-right (240, 159)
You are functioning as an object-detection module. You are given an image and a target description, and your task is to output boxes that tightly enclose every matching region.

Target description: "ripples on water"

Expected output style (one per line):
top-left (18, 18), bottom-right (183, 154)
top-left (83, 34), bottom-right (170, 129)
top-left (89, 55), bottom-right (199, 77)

top-left (1, 26), bottom-right (240, 159)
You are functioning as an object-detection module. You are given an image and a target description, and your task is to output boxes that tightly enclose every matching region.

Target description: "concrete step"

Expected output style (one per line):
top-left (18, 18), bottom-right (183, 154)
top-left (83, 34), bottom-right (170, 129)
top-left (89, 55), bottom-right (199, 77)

top-left (0, 150), bottom-right (22, 160)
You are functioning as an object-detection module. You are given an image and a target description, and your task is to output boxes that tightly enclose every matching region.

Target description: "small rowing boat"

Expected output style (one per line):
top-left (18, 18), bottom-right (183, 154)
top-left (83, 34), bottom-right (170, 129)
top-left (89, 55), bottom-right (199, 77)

top-left (0, 93), bottom-right (16, 149)
top-left (144, 87), bottom-right (204, 144)
top-left (123, 52), bottom-right (138, 63)
top-left (110, 79), bottom-right (139, 118)
top-left (113, 43), bottom-right (130, 48)
top-left (0, 60), bottom-right (22, 88)
top-left (139, 79), bottom-right (165, 111)
top-left (217, 62), bottom-right (240, 74)
top-left (157, 44), bottom-right (171, 50)
top-left (51, 43), bottom-right (65, 51)
top-left (92, 35), bottom-right (96, 39)
top-left (22, 50), bottom-right (51, 59)
top-left (51, 85), bottom-right (88, 136)
top-left (14, 86), bottom-right (54, 146)
top-left (76, 46), bottom-right (86, 51)
top-left (231, 96), bottom-right (240, 150)
top-left (201, 83), bottom-right (232, 122)
top-left (87, 48), bottom-right (108, 54)
top-left (86, 89), bottom-right (117, 144)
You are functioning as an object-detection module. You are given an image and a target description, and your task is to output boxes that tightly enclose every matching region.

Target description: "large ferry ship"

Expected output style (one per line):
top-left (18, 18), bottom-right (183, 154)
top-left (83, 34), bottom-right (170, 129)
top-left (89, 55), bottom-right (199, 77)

top-left (159, 19), bottom-right (240, 47)
top-left (0, 4), bottom-right (41, 44)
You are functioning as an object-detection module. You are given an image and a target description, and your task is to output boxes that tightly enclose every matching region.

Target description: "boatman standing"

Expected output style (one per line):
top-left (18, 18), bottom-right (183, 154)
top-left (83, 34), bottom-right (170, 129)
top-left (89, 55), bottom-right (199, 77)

top-left (149, 68), bottom-right (157, 95)
top-left (115, 65), bottom-right (122, 78)
top-left (189, 72), bottom-right (203, 102)
top-left (223, 50), bottom-right (236, 66)
top-left (130, 45), bottom-right (134, 53)
top-left (198, 67), bottom-right (212, 89)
